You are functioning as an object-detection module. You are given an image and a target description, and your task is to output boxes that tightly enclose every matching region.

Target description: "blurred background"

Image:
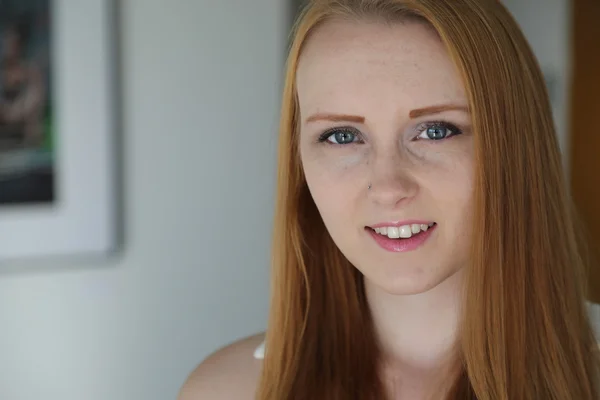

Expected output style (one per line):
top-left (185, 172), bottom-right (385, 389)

top-left (0, 0), bottom-right (594, 399)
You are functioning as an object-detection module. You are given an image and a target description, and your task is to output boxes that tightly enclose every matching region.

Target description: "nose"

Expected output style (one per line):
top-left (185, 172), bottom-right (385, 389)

top-left (368, 152), bottom-right (418, 208)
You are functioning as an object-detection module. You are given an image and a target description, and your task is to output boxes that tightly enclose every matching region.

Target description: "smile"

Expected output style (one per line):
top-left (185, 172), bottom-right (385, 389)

top-left (366, 222), bottom-right (437, 252)
top-left (371, 222), bottom-right (435, 239)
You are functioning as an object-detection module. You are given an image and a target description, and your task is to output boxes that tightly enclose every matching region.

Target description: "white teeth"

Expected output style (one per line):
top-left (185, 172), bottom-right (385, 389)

top-left (399, 226), bottom-right (412, 238)
top-left (387, 227), bottom-right (400, 239)
top-left (372, 223), bottom-right (435, 239)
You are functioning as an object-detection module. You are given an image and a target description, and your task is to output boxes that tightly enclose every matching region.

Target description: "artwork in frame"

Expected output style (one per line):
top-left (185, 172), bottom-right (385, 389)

top-left (0, 0), bottom-right (119, 262)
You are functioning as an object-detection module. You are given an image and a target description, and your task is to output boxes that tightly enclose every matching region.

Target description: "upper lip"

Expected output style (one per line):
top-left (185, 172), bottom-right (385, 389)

top-left (369, 220), bottom-right (435, 228)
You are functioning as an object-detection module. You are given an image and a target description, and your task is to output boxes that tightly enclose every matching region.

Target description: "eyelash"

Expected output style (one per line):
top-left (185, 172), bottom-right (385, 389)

top-left (317, 121), bottom-right (463, 145)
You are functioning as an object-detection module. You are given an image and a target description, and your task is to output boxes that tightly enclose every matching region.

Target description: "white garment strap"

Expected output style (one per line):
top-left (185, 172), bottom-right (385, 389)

top-left (253, 340), bottom-right (266, 360)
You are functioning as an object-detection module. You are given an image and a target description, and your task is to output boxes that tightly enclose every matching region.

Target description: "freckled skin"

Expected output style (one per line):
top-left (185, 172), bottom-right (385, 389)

top-left (297, 20), bottom-right (474, 295)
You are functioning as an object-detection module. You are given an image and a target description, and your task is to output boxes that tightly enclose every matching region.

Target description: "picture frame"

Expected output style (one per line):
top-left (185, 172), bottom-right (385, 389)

top-left (0, 0), bottom-right (120, 263)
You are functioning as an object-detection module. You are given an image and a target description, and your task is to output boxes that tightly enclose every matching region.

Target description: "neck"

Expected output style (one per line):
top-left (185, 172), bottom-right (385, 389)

top-left (365, 269), bottom-right (464, 397)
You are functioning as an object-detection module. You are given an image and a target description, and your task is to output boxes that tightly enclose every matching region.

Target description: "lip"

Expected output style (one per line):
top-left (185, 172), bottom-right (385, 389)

top-left (369, 220), bottom-right (434, 229)
top-left (366, 223), bottom-right (437, 252)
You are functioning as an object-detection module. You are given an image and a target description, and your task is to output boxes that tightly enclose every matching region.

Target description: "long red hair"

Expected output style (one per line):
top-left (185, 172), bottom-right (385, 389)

top-left (257, 0), bottom-right (600, 398)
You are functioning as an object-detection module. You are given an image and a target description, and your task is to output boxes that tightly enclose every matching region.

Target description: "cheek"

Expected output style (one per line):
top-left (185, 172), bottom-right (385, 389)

top-left (305, 173), bottom-right (355, 235)
top-left (301, 140), bottom-right (367, 171)
top-left (300, 140), bottom-right (369, 187)
top-left (436, 168), bottom-right (474, 254)
top-left (406, 142), bottom-right (464, 165)
top-left (413, 138), bottom-right (474, 184)
top-left (300, 145), bottom-right (367, 224)
top-left (420, 151), bottom-right (474, 213)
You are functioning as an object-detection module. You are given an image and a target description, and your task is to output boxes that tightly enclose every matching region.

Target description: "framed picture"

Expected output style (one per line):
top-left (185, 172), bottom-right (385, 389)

top-left (0, 0), bottom-right (120, 262)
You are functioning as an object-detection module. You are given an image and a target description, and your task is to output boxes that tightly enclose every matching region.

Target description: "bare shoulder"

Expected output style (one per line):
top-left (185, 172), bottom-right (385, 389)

top-left (177, 332), bottom-right (266, 400)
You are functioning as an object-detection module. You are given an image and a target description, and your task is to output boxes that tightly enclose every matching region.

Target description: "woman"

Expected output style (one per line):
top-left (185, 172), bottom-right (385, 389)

top-left (179, 0), bottom-right (600, 398)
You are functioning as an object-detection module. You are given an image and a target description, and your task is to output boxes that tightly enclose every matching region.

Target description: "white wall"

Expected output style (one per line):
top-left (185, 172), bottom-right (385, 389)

top-left (0, 1), bottom-right (286, 399)
top-left (502, 0), bottom-right (572, 162)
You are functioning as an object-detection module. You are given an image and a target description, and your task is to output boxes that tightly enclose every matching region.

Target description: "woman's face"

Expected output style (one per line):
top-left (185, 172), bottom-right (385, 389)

top-left (297, 19), bottom-right (474, 295)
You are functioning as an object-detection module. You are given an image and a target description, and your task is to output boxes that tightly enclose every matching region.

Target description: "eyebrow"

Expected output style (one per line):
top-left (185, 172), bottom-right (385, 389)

top-left (409, 104), bottom-right (470, 119)
top-left (305, 113), bottom-right (365, 124)
top-left (304, 103), bottom-right (469, 125)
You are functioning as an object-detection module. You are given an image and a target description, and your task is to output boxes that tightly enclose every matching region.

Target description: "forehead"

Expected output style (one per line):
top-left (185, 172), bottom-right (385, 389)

top-left (296, 19), bottom-right (467, 115)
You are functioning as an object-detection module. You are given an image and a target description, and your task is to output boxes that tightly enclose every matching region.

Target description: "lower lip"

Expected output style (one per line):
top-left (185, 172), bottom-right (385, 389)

top-left (366, 224), bottom-right (437, 252)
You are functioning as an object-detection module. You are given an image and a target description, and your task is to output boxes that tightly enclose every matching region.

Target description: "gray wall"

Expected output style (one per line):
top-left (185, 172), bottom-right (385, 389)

top-left (0, 1), bottom-right (286, 399)
top-left (502, 0), bottom-right (572, 162)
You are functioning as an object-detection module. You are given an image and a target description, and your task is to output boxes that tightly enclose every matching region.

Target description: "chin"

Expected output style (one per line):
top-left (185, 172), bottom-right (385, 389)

top-left (370, 276), bottom-right (446, 296)
top-left (361, 264), bottom-right (463, 297)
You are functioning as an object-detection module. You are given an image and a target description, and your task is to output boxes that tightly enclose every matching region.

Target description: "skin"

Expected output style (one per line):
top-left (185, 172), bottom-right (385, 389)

top-left (297, 19), bottom-right (474, 398)
top-left (177, 333), bottom-right (265, 400)
top-left (298, 18), bottom-right (473, 298)
top-left (179, 19), bottom-right (475, 400)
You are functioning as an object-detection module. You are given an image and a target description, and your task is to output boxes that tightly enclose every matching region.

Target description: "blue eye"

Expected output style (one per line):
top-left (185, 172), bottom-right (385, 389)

top-left (416, 122), bottom-right (462, 140)
top-left (318, 128), bottom-right (361, 145)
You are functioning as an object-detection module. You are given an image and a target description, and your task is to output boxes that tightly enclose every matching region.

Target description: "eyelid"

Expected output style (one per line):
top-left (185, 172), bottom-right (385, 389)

top-left (314, 120), bottom-right (465, 143)
top-left (317, 125), bottom-right (363, 143)
top-left (413, 120), bottom-right (463, 140)
top-left (414, 120), bottom-right (458, 131)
